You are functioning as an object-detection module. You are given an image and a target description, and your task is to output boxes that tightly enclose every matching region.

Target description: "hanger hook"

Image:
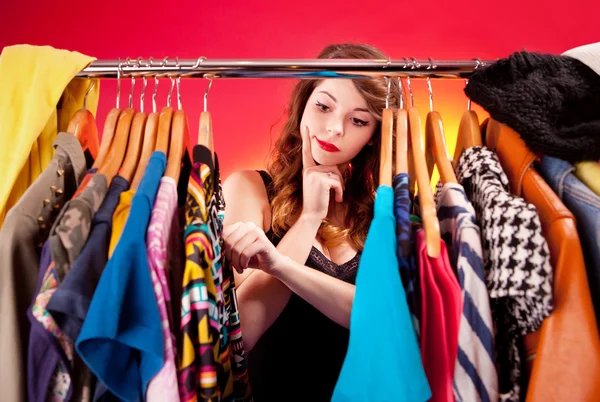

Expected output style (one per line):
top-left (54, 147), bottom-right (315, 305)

top-left (384, 77), bottom-right (391, 109)
top-left (83, 79), bottom-right (96, 110)
top-left (162, 57), bottom-right (175, 107)
top-left (204, 77), bottom-right (213, 112)
top-left (397, 77), bottom-right (404, 110)
top-left (426, 58), bottom-right (435, 112)
top-left (138, 57), bottom-right (146, 113)
top-left (175, 57), bottom-right (182, 110)
top-left (150, 57), bottom-right (159, 113)
top-left (405, 58), bottom-right (418, 108)
top-left (466, 58), bottom-right (482, 111)
top-left (126, 57), bottom-right (135, 109)
top-left (116, 57), bottom-right (123, 109)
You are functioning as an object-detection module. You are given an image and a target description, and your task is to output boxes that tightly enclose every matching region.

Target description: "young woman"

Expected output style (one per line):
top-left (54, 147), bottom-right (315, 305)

top-left (223, 43), bottom-right (397, 401)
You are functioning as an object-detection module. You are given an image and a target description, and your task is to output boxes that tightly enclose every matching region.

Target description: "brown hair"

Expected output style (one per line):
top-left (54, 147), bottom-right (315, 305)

top-left (268, 44), bottom-right (398, 251)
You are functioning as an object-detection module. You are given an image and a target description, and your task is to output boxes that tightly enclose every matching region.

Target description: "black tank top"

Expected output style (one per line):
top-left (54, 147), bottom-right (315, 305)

top-left (248, 171), bottom-right (359, 402)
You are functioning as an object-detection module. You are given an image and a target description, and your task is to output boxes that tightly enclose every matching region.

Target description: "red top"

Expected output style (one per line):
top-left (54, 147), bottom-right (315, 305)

top-left (417, 229), bottom-right (462, 402)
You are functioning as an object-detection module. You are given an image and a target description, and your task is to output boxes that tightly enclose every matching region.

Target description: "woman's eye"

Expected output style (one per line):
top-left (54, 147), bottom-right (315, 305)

top-left (316, 101), bottom-right (330, 112)
top-left (352, 118), bottom-right (368, 127)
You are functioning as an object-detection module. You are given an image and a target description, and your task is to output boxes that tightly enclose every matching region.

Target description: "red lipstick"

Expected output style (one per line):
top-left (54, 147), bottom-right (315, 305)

top-left (315, 138), bottom-right (340, 152)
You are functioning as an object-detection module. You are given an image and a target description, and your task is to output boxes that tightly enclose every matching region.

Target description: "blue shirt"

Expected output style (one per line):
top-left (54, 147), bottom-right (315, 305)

top-left (539, 155), bottom-right (600, 329)
top-left (48, 175), bottom-right (129, 341)
top-left (76, 152), bottom-right (166, 402)
top-left (332, 185), bottom-right (431, 402)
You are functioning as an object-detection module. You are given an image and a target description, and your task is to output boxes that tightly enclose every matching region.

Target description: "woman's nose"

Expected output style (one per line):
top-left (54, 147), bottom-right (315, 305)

top-left (326, 117), bottom-right (344, 137)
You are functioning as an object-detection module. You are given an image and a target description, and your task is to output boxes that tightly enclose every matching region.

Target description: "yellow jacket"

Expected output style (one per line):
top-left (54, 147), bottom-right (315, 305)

top-left (0, 45), bottom-right (99, 226)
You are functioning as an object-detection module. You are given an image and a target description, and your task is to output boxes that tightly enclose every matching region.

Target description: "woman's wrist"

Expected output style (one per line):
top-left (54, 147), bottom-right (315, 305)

top-left (271, 254), bottom-right (298, 282)
top-left (298, 211), bottom-right (323, 230)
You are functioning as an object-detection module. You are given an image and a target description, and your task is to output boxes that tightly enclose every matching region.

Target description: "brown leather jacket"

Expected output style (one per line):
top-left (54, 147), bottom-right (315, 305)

top-left (491, 120), bottom-right (600, 401)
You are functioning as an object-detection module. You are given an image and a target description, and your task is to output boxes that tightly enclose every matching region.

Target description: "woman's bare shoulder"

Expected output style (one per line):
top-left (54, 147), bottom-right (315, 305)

top-left (223, 170), bottom-right (271, 231)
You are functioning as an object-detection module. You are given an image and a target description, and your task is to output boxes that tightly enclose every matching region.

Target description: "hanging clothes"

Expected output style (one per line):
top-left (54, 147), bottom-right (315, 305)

top-left (538, 156), bottom-right (600, 330)
top-left (108, 189), bottom-right (135, 257)
top-left (416, 229), bottom-right (460, 402)
top-left (333, 185), bottom-right (431, 402)
top-left (0, 132), bottom-right (87, 402)
top-left (492, 124), bottom-right (600, 402)
top-left (455, 146), bottom-right (553, 402)
top-left (179, 144), bottom-right (251, 401)
top-left (435, 182), bottom-right (498, 402)
top-left (393, 173), bottom-right (421, 337)
top-left (46, 175), bottom-right (129, 401)
top-left (0, 45), bottom-right (98, 228)
top-left (573, 161), bottom-right (600, 196)
top-left (27, 168), bottom-right (104, 402)
top-left (76, 152), bottom-right (167, 402)
top-left (145, 176), bottom-right (182, 402)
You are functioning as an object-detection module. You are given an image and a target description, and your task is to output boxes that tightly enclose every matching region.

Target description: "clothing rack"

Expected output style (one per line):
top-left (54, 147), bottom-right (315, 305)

top-left (77, 58), bottom-right (494, 79)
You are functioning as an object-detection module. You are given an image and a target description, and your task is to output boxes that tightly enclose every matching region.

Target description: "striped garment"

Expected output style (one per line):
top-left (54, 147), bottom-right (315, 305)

top-left (179, 147), bottom-right (252, 402)
top-left (435, 182), bottom-right (498, 402)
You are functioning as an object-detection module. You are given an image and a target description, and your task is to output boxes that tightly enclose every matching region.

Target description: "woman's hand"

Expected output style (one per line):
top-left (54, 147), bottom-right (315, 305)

top-left (300, 125), bottom-right (345, 222)
top-left (224, 222), bottom-right (290, 277)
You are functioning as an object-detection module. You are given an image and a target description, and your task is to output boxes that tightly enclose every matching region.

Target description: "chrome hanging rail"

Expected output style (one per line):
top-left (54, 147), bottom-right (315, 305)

top-left (77, 57), bottom-right (491, 79)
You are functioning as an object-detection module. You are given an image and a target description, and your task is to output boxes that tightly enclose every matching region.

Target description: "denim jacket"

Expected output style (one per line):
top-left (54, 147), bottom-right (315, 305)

top-left (539, 155), bottom-right (600, 329)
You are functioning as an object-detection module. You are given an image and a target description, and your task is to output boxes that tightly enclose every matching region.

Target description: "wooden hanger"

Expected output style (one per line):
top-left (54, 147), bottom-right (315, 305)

top-left (379, 108), bottom-right (393, 187)
top-left (67, 80), bottom-right (100, 161)
top-left (484, 118), bottom-right (503, 151)
top-left (423, 77), bottom-right (456, 184)
top-left (131, 112), bottom-right (159, 189)
top-left (198, 78), bottom-right (215, 159)
top-left (118, 111), bottom-right (146, 182)
top-left (97, 108), bottom-right (135, 186)
top-left (453, 110), bottom-right (482, 168)
top-left (395, 108), bottom-right (408, 175)
top-left (425, 111), bottom-right (457, 184)
top-left (156, 106), bottom-right (173, 155)
top-left (165, 109), bottom-right (188, 180)
top-left (408, 107), bottom-right (441, 258)
top-left (93, 109), bottom-right (122, 169)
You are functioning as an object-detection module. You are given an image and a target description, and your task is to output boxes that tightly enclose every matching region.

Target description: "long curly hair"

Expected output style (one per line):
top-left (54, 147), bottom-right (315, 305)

top-left (268, 44), bottom-right (398, 251)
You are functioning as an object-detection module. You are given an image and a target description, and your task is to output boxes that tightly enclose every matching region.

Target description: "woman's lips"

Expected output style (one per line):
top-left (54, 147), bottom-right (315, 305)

top-left (315, 138), bottom-right (340, 152)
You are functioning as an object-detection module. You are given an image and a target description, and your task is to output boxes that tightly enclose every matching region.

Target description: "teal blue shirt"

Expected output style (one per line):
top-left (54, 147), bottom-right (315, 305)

top-left (333, 185), bottom-right (431, 402)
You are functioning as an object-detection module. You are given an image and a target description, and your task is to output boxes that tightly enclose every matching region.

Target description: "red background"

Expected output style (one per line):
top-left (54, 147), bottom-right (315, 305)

top-left (1, 0), bottom-right (599, 179)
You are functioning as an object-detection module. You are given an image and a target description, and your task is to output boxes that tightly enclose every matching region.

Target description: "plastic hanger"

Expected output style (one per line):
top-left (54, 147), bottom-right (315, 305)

top-left (379, 78), bottom-right (393, 187)
top-left (132, 58), bottom-right (159, 190)
top-left (164, 60), bottom-right (188, 181)
top-left (453, 70), bottom-right (483, 168)
top-left (395, 78), bottom-right (408, 176)
top-left (66, 79), bottom-right (100, 161)
top-left (406, 63), bottom-right (441, 258)
top-left (423, 64), bottom-right (457, 184)
top-left (119, 61), bottom-right (146, 183)
top-left (97, 60), bottom-right (134, 186)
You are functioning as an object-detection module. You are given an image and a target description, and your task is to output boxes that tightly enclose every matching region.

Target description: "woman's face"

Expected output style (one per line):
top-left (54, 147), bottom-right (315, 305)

top-left (300, 79), bottom-right (377, 166)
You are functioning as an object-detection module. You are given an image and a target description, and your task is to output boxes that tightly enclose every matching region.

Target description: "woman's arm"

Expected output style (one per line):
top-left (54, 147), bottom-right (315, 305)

top-left (224, 221), bottom-right (356, 331)
top-left (222, 170), bottom-right (321, 351)
top-left (272, 256), bottom-right (355, 329)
